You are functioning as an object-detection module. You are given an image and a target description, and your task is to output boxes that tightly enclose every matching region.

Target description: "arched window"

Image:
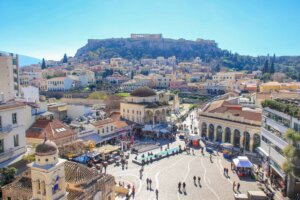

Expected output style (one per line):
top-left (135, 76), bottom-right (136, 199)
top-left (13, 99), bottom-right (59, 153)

top-left (225, 127), bottom-right (231, 143)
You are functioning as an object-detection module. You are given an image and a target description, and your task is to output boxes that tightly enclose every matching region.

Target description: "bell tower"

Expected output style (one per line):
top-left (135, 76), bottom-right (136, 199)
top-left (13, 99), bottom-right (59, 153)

top-left (29, 139), bottom-right (67, 200)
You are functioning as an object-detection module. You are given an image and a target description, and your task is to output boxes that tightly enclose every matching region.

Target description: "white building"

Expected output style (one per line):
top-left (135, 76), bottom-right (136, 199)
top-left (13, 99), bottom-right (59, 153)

top-left (257, 99), bottom-right (300, 197)
top-left (47, 77), bottom-right (73, 91)
top-left (21, 86), bottom-right (40, 102)
top-left (0, 100), bottom-right (27, 164)
top-left (0, 53), bottom-right (20, 101)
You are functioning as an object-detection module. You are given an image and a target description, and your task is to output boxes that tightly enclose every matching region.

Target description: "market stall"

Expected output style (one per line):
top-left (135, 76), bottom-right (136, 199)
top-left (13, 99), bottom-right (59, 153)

top-left (232, 156), bottom-right (253, 177)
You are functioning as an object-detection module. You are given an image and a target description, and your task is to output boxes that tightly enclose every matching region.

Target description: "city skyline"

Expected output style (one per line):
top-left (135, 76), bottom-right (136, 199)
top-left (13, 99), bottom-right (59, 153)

top-left (1, 0), bottom-right (300, 60)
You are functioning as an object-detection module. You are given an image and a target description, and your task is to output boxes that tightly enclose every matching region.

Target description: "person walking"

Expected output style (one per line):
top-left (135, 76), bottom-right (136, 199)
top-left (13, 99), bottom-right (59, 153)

top-left (193, 176), bottom-right (196, 185)
top-left (155, 189), bottom-right (159, 199)
top-left (149, 179), bottom-right (152, 190)
top-left (210, 154), bottom-right (213, 162)
top-left (182, 182), bottom-right (186, 193)
top-left (146, 178), bottom-right (149, 190)
top-left (198, 177), bottom-right (201, 186)
top-left (178, 182), bottom-right (181, 192)
top-left (132, 185), bottom-right (135, 198)
top-left (237, 183), bottom-right (240, 192)
top-left (233, 181), bottom-right (236, 191)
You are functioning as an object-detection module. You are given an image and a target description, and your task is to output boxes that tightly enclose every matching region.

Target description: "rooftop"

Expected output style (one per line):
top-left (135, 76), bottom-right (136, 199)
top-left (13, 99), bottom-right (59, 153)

top-left (26, 119), bottom-right (76, 140)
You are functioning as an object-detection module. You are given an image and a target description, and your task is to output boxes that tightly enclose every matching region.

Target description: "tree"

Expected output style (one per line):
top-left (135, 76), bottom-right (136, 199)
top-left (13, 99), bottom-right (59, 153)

top-left (63, 53), bottom-right (68, 63)
top-left (282, 129), bottom-right (300, 197)
top-left (41, 58), bottom-right (46, 69)
top-left (214, 63), bottom-right (221, 73)
top-left (270, 54), bottom-right (275, 74)
top-left (262, 59), bottom-right (269, 74)
top-left (0, 167), bottom-right (17, 186)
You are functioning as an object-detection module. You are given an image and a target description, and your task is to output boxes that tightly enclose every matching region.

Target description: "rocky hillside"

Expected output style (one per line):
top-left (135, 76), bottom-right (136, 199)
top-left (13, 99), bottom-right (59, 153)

top-left (75, 37), bottom-right (300, 79)
top-left (75, 38), bottom-right (224, 62)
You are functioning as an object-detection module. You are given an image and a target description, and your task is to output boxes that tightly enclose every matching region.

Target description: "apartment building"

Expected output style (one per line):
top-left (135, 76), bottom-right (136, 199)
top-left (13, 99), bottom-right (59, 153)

top-left (259, 82), bottom-right (299, 93)
top-left (257, 99), bottom-right (300, 197)
top-left (0, 100), bottom-right (27, 164)
top-left (47, 77), bottom-right (73, 91)
top-left (0, 53), bottom-right (20, 101)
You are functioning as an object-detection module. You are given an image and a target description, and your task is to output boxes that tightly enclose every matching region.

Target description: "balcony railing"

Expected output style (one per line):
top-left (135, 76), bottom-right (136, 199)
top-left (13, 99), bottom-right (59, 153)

top-left (0, 125), bottom-right (13, 133)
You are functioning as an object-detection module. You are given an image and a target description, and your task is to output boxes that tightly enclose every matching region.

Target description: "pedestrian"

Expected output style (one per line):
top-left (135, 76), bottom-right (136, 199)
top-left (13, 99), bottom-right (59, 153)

top-left (198, 176), bottom-right (201, 186)
top-left (149, 179), bottom-right (152, 190)
top-left (233, 181), bottom-right (236, 191)
top-left (210, 154), bottom-right (213, 162)
top-left (182, 182), bottom-right (186, 193)
top-left (237, 183), bottom-right (240, 191)
top-left (178, 182), bottom-right (181, 191)
top-left (132, 185), bottom-right (135, 198)
top-left (223, 167), bottom-right (226, 174)
top-left (155, 189), bottom-right (159, 199)
top-left (192, 149), bottom-right (194, 155)
top-left (193, 176), bottom-right (196, 184)
top-left (146, 178), bottom-right (149, 189)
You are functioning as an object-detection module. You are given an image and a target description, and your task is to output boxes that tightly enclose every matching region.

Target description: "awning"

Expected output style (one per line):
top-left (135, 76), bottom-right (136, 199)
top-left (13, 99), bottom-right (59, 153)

top-left (80, 133), bottom-right (102, 144)
top-left (257, 147), bottom-right (269, 157)
top-left (233, 156), bottom-right (253, 168)
top-left (188, 135), bottom-right (202, 140)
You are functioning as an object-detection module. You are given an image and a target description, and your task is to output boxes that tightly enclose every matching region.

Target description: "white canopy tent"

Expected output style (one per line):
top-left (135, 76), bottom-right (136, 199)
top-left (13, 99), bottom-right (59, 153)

top-left (233, 156), bottom-right (253, 168)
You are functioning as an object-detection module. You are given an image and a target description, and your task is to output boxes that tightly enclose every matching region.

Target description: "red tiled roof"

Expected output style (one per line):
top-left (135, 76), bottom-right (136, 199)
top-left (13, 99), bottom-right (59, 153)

top-left (26, 119), bottom-right (76, 140)
top-left (92, 118), bottom-right (115, 127)
top-left (114, 120), bottom-right (129, 129)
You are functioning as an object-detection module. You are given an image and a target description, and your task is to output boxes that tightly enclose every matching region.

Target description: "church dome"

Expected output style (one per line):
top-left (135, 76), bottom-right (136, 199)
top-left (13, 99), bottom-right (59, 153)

top-left (35, 139), bottom-right (58, 156)
top-left (130, 87), bottom-right (157, 97)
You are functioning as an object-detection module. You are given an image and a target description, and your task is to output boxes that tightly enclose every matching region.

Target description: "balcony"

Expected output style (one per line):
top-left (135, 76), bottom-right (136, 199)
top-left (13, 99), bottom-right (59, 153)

top-left (261, 127), bottom-right (288, 149)
top-left (0, 146), bottom-right (26, 164)
top-left (265, 118), bottom-right (288, 134)
top-left (0, 125), bottom-right (13, 134)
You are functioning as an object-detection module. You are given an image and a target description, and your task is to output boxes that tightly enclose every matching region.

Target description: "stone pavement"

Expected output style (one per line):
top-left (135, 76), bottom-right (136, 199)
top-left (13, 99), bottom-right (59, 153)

top-left (107, 139), bottom-right (262, 200)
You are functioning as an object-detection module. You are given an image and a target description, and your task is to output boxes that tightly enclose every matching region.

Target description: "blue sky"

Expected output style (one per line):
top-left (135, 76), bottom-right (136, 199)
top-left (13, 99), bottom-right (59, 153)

top-left (1, 0), bottom-right (300, 60)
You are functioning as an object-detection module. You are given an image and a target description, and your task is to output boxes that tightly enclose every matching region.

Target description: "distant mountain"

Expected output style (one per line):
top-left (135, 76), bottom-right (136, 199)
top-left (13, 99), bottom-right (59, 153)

top-left (19, 55), bottom-right (41, 67)
top-left (75, 37), bottom-right (300, 80)
top-left (0, 51), bottom-right (41, 67)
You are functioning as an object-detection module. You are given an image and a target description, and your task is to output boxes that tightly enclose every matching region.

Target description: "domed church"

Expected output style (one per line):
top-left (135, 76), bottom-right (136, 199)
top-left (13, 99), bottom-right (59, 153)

top-left (1, 138), bottom-right (115, 200)
top-left (120, 87), bottom-right (170, 125)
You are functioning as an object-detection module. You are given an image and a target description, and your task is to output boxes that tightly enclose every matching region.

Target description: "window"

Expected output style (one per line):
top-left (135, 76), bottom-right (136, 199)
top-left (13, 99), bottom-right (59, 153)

top-left (102, 128), bottom-right (104, 133)
top-left (45, 158), bottom-right (48, 162)
top-left (13, 134), bottom-right (19, 147)
top-left (106, 127), bottom-right (109, 132)
top-left (0, 139), bottom-right (4, 153)
top-left (111, 126), bottom-right (113, 131)
top-left (12, 113), bottom-right (17, 124)
top-left (0, 116), bottom-right (2, 127)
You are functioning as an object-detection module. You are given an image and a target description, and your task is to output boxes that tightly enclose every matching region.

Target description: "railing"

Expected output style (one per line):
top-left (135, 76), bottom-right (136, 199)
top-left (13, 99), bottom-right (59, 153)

top-left (0, 125), bottom-right (13, 133)
top-left (0, 146), bottom-right (26, 163)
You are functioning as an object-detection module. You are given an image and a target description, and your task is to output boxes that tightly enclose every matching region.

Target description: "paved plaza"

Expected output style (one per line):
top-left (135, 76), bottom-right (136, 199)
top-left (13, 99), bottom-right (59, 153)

top-left (107, 139), bottom-right (260, 200)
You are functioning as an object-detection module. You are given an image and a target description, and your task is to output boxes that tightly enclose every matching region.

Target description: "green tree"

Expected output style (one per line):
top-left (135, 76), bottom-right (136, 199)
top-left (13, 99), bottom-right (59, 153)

top-left (63, 53), bottom-right (68, 63)
top-left (282, 129), bottom-right (300, 197)
top-left (41, 58), bottom-right (46, 69)
top-left (262, 59), bottom-right (269, 74)
top-left (214, 63), bottom-right (221, 73)
top-left (270, 54), bottom-right (275, 74)
top-left (0, 167), bottom-right (17, 186)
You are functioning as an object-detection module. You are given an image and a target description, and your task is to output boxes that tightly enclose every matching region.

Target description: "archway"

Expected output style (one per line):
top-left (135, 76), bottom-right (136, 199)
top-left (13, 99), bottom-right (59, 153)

top-left (145, 110), bottom-right (153, 124)
top-left (208, 124), bottom-right (215, 140)
top-left (243, 132), bottom-right (251, 151)
top-left (216, 125), bottom-right (223, 142)
top-left (233, 129), bottom-right (241, 148)
top-left (154, 110), bottom-right (161, 124)
top-left (225, 127), bottom-right (231, 143)
top-left (201, 122), bottom-right (207, 138)
top-left (253, 134), bottom-right (260, 152)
